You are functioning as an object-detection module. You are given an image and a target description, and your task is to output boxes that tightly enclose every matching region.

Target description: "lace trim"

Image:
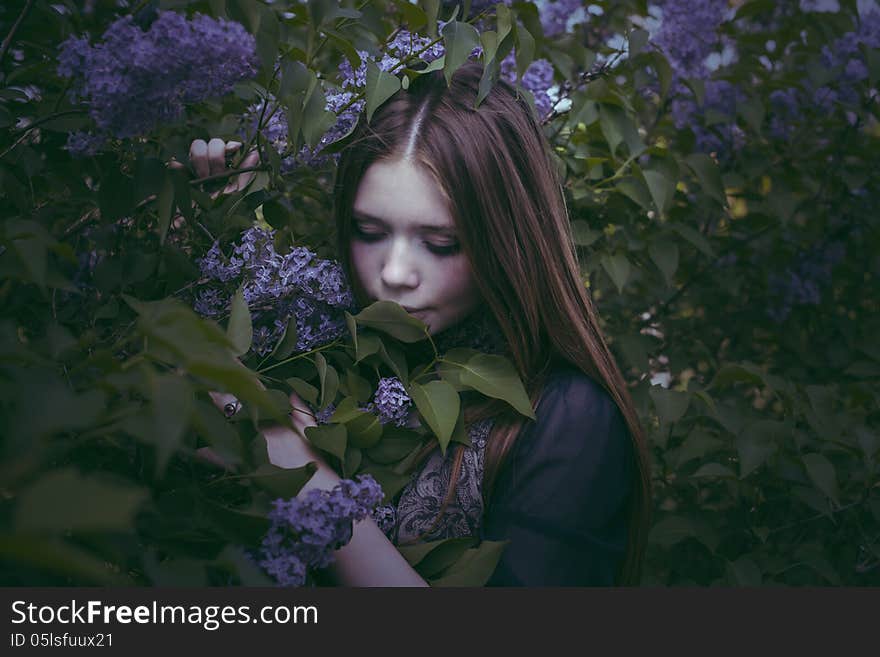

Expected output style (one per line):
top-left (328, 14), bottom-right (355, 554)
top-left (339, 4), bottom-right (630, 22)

top-left (374, 418), bottom-right (493, 544)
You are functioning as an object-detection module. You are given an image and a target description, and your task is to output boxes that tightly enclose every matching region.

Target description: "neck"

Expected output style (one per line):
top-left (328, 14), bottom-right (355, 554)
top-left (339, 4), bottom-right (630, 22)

top-left (432, 306), bottom-right (510, 356)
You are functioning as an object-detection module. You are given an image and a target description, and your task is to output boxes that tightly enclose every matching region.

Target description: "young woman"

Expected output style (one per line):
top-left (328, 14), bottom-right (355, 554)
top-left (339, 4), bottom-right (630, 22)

top-left (201, 60), bottom-right (652, 586)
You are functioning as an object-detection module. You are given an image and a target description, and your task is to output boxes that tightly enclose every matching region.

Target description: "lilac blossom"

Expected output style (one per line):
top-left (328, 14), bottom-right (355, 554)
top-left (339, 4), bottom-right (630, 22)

top-left (535, 0), bottom-right (589, 38)
top-left (314, 403), bottom-right (337, 425)
top-left (819, 7), bottom-right (880, 106)
top-left (194, 226), bottom-right (354, 356)
top-left (257, 474), bottom-right (384, 586)
top-left (500, 51), bottom-right (556, 119)
top-left (366, 377), bottom-right (413, 427)
top-left (57, 11), bottom-right (257, 152)
top-left (767, 241), bottom-right (847, 323)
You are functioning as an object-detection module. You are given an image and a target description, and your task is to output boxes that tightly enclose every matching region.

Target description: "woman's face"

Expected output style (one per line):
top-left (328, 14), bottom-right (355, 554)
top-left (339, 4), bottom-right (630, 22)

top-left (350, 157), bottom-right (482, 335)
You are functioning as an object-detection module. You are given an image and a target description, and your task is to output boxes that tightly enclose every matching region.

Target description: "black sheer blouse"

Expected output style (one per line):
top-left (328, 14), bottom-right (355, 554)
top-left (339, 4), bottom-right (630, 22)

top-left (480, 366), bottom-right (635, 586)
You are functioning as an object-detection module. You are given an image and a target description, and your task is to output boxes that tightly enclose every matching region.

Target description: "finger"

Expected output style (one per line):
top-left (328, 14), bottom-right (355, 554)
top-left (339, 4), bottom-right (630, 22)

top-left (190, 139), bottom-right (209, 178)
top-left (208, 391), bottom-right (241, 418)
top-left (207, 138), bottom-right (227, 176)
top-left (225, 140), bottom-right (243, 154)
top-left (168, 156), bottom-right (185, 170)
top-left (235, 149), bottom-right (261, 191)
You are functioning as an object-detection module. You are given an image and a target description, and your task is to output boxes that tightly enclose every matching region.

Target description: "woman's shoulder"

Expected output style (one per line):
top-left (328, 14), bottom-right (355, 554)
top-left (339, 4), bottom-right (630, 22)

top-left (486, 362), bottom-right (635, 532)
top-left (529, 364), bottom-right (630, 448)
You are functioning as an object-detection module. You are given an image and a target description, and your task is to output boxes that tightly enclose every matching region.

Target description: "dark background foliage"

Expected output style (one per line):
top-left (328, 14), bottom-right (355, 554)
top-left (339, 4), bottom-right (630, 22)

top-left (0, 0), bottom-right (877, 586)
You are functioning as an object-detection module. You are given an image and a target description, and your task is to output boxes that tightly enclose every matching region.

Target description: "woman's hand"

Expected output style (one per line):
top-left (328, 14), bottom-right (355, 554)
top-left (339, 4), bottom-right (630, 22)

top-left (169, 137), bottom-right (260, 197)
top-left (203, 389), bottom-right (340, 492)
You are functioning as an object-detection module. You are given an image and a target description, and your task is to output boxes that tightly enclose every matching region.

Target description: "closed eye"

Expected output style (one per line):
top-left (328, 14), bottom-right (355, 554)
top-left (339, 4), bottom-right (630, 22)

top-left (352, 218), bottom-right (460, 255)
top-left (424, 241), bottom-right (461, 256)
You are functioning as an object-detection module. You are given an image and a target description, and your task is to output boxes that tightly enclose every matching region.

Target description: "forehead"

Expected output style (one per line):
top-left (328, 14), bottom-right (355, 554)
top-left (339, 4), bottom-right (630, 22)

top-left (353, 158), bottom-right (453, 230)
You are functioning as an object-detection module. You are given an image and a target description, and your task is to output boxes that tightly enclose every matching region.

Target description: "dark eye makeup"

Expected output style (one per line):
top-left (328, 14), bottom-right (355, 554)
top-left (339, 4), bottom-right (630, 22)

top-left (351, 220), bottom-right (461, 256)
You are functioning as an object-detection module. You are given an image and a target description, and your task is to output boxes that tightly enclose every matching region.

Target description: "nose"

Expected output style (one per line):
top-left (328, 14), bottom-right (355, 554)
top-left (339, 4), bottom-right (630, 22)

top-left (381, 236), bottom-right (419, 290)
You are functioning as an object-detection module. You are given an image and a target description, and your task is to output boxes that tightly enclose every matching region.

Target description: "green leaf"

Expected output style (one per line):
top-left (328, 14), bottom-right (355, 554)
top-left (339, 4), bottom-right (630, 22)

top-left (670, 222), bottom-right (715, 259)
top-left (649, 241), bottom-right (679, 284)
top-left (736, 421), bottom-right (782, 478)
top-left (599, 104), bottom-right (645, 158)
top-left (726, 557), bottom-right (762, 586)
top-left (360, 464), bottom-right (413, 502)
top-left (354, 300), bottom-right (428, 342)
top-left (685, 153), bottom-right (727, 206)
top-left (227, 287), bottom-right (253, 357)
top-left (121, 373), bottom-right (193, 475)
top-left (802, 452), bottom-right (840, 505)
top-left (365, 427), bottom-right (423, 464)
top-left (408, 380), bottom-right (460, 455)
top-left (399, 537), bottom-right (476, 577)
top-left (691, 463), bottom-right (736, 478)
top-left (191, 399), bottom-right (244, 467)
top-left (708, 362), bottom-right (766, 389)
top-left (365, 59), bottom-right (402, 123)
top-left (615, 177), bottom-right (653, 210)
top-left (514, 21), bottom-right (536, 81)
top-left (342, 446), bottom-right (363, 478)
top-left (344, 409), bottom-right (384, 450)
top-left (270, 315), bottom-right (299, 361)
top-left (649, 515), bottom-right (719, 553)
top-left (304, 423), bottom-right (348, 462)
top-left (249, 462), bottom-right (317, 499)
top-left (643, 169), bottom-right (675, 216)
top-left (302, 83), bottom-right (338, 149)
top-left (600, 253), bottom-right (631, 294)
top-left (429, 540), bottom-right (509, 586)
top-left (315, 352), bottom-right (339, 408)
top-left (343, 369), bottom-right (373, 403)
top-left (0, 535), bottom-right (133, 585)
top-left (442, 21), bottom-right (481, 86)
top-left (256, 5), bottom-right (280, 72)
top-left (396, 0), bottom-right (427, 31)
top-left (571, 220), bottom-right (601, 246)
top-left (287, 378), bottom-right (319, 407)
top-left (448, 353), bottom-right (534, 419)
top-left (15, 469), bottom-right (148, 533)
top-left (201, 499), bottom-right (270, 545)
top-left (649, 385), bottom-right (690, 423)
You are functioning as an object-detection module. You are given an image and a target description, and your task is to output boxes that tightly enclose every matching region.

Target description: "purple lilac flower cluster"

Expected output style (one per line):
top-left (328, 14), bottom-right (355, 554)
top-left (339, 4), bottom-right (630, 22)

top-left (534, 0), bottom-right (589, 38)
top-left (767, 241), bottom-right (846, 323)
top-left (57, 11), bottom-right (257, 156)
top-left (650, 0), bottom-right (745, 156)
top-left (365, 377), bottom-right (413, 427)
top-left (500, 51), bottom-right (556, 119)
top-left (765, 8), bottom-right (880, 139)
top-left (258, 474), bottom-right (384, 586)
top-left (195, 226), bottom-right (353, 356)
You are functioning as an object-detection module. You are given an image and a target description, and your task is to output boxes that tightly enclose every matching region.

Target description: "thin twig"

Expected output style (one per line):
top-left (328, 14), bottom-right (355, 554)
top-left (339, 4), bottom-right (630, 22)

top-left (0, 0), bottom-right (36, 67)
top-left (189, 165), bottom-right (270, 186)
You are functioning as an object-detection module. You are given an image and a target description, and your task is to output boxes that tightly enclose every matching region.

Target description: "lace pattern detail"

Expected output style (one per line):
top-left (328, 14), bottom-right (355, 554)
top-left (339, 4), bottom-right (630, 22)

top-left (372, 308), bottom-right (507, 544)
top-left (375, 418), bottom-right (493, 545)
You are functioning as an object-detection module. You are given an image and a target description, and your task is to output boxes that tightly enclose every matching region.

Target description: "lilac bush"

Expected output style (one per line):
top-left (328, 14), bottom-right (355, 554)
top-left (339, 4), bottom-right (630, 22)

top-left (257, 474), bottom-right (384, 586)
top-left (57, 11), bottom-right (257, 155)
top-left (195, 226), bottom-right (352, 356)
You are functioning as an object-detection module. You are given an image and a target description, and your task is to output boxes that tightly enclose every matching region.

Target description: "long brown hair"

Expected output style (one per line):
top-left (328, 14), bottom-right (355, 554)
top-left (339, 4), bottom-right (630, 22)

top-left (332, 61), bottom-right (652, 584)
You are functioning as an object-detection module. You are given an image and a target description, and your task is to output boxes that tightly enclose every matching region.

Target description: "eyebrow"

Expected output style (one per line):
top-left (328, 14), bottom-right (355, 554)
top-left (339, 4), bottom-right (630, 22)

top-left (352, 209), bottom-right (455, 233)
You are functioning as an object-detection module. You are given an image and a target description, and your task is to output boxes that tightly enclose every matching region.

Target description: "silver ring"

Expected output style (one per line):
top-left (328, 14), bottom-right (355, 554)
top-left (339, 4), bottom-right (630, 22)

top-left (223, 400), bottom-right (242, 418)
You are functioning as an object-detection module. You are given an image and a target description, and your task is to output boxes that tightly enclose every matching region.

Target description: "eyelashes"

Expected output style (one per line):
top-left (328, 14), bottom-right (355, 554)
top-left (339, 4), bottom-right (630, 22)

top-left (351, 222), bottom-right (461, 256)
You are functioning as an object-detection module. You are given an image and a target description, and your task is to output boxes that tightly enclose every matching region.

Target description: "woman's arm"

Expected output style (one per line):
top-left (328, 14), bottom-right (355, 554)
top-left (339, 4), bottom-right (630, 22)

top-left (292, 444), bottom-right (429, 587)
top-left (217, 391), bottom-right (429, 587)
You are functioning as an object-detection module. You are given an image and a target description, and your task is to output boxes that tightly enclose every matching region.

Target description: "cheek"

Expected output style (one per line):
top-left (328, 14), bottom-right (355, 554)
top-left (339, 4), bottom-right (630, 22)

top-left (350, 243), bottom-right (379, 292)
top-left (435, 257), bottom-right (480, 305)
